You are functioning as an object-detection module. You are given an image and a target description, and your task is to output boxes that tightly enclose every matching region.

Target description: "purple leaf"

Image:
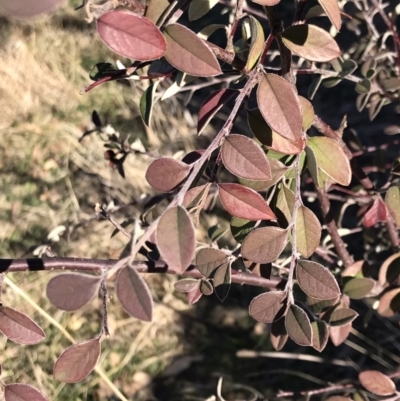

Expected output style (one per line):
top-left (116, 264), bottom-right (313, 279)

top-left (249, 291), bottom-right (287, 323)
top-left (5, 384), bottom-right (49, 401)
top-left (196, 248), bottom-right (228, 277)
top-left (359, 371), bottom-right (396, 396)
top-left (311, 320), bottom-right (329, 352)
top-left (46, 273), bottom-right (101, 311)
top-left (116, 266), bottom-right (153, 321)
top-left (285, 304), bottom-right (313, 346)
top-left (97, 10), bottom-right (166, 61)
top-left (53, 338), bottom-right (101, 383)
top-left (329, 308), bottom-right (358, 326)
top-left (0, 306), bottom-right (45, 345)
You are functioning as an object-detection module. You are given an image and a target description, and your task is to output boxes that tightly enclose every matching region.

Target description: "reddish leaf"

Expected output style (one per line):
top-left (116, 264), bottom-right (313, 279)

top-left (196, 248), bottom-right (228, 277)
top-left (378, 252), bottom-right (400, 286)
top-left (164, 24), bottom-right (222, 77)
top-left (270, 316), bottom-right (288, 350)
top-left (46, 273), bottom-right (101, 312)
top-left (311, 320), bottom-right (329, 352)
top-left (0, 0), bottom-right (63, 19)
top-left (329, 322), bottom-right (351, 346)
top-left (296, 260), bottom-right (340, 300)
top-left (385, 186), bottom-right (400, 227)
top-left (249, 291), bottom-right (287, 323)
top-left (198, 89), bottom-right (237, 135)
top-left (222, 135), bottom-right (271, 181)
top-left (251, 0), bottom-right (280, 6)
top-left (157, 206), bottom-right (196, 273)
top-left (183, 183), bottom-right (211, 209)
top-left (54, 339), bottom-right (101, 383)
top-left (343, 277), bottom-right (375, 299)
top-left (242, 227), bottom-right (288, 264)
top-left (146, 157), bottom-right (191, 192)
top-left (359, 371), bottom-right (396, 396)
top-left (0, 306), bottom-right (45, 345)
top-left (285, 304), bottom-right (313, 346)
top-left (295, 205), bottom-right (321, 258)
top-left (282, 24), bottom-right (341, 62)
top-left (257, 74), bottom-right (302, 142)
top-left (377, 288), bottom-right (400, 317)
top-left (97, 11), bottom-right (166, 61)
top-left (5, 384), bottom-right (49, 401)
top-left (363, 198), bottom-right (388, 227)
top-left (318, 0), bottom-right (342, 30)
top-left (218, 183), bottom-right (276, 221)
top-left (174, 278), bottom-right (200, 293)
top-left (187, 283), bottom-right (203, 304)
top-left (116, 266), bottom-right (153, 321)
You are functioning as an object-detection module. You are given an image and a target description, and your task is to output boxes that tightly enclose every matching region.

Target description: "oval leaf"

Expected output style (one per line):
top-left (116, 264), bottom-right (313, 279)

top-left (183, 183), bottom-right (211, 209)
top-left (174, 278), bottom-right (200, 293)
top-left (0, 306), bottom-right (45, 345)
top-left (242, 227), bottom-right (288, 264)
top-left (329, 322), bottom-right (351, 346)
top-left (318, 0), bottom-right (342, 30)
top-left (164, 24), bottom-right (221, 77)
top-left (249, 291), bottom-right (287, 323)
top-left (146, 157), bottom-right (191, 192)
top-left (329, 308), bottom-right (358, 326)
top-left (343, 277), bottom-right (375, 299)
top-left (270, 316), bottom-right (289, 351)
top-left (140, 81), bottom-right (160, 127)
top-left (187, 284), bottom-right (202, 304)
top-left (46, 273), bottom-right (101, 312)
top-left (359, 371), bottom-right (396, 396)
top-left (214, 262), bottom-right (231, 302)
top-left (311, 320), bottom-right (329, 352)
top-left (378, 252), bottom-right (400, 286)
top-left (377, 288), bottom-right (400, 317)
top-left (97, 11), bottom-right (166, 61)
top-left (363, 198), bottom-right (388, 227)
top-left (295, 205), bottom-right (321, 258)
top-left (230, 217), bottom-right (256, 243)
top-left (196, 248), bottom-right (228, 277)
top-left (298, 96), bottom-right (315, 131)
top-left (385, 186), bottom-right (400, 227)
top-left (296, 260), bottom-right (340, 300)
top-left (285, 304), bottom-right (313, 346)
top-left (218, 183), bottom-right (276, 221)
top-left (222, 134), bottom-right (271, 181)
top-left (116, 266), bottom-right (153, 321)
top-left (282, 24), bottom-right (341, 62)
top-left (157, 206), bottom-right (196, 273)
top-left (189, 0), bottom-right (219, 21)
top-left (53, 339), bottom-right (101, 383)
top-left (257, 74), bottom-right (302, 142)
top-left (5, 384), bottom-right (49, 401)
top-left (244, 16), bottom-right (265, 72)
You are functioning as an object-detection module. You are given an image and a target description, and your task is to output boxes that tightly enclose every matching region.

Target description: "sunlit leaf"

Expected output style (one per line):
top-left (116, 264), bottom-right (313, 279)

top-left (282, 24), bottom-right (340, 62)
top-left (249, 291), bottom-right (287, 323)
top-left (329, 308), bottom-right (358, 326)
top-left (189, 0), bottom-right (219, 21)
top-left (378, 252), bottom-right (400, 286)
top-left (5, 384), bottom-right (49, 401)
top-left (329, 322), bottom-right (351, 346)
top-left (46, 273), bottom-right (101, 312)
top-left (270, 316), bottom-right (288, 350)
top-left (276, 185), bottom-right (295, 225)
top-left (146, 157), bottom-right (191, 192)
top-left (318, 0), bottom-right (341, 30)
top-left (363, 198), bottom-right (388, 227)
top-left (377, 288), bottom-right (400, 317)
top-left (343, 277), bottom-right (375, 299)
top-left (0, 0), bottom-right (64, 19)
top-left (285, 304), bottom-right (312, 346)
top-left (0, 306), bottom-right (45, 345)
top-left (218, 183), bottom-right (276, 221)
top-left (221, 134), bottom-right (271, 181)
top-left (164, 24), bottom-right (221, 77)
top-left (97, 11), bottom-right (166, 61)
top-left (359, 371), bottom-right (396, 396)
top-left (385, 186), bottom-right (400, 227)
top-left (298, 96), bottom-right (315, 131)
top-left (53, 339), bottom-right (101, 383)
top-left (257, 74), bottom-right (302, 142)
top-left (296, 260), bottom-right (340, 299)
top-left (307, 295), bottom-right (339, 314)
top-left (244, 16), bottom-right (265, 72)
top-left (311, 320), bottom-right (329, 352)
top-left (174, 278), bottom-right (200, 293)
top-left (196, 248), bottom-right (228, 277)
top-left (157, 206), bottom-right (196, 273)
top-left (295, 205), bottom-right (321, 258)
top-left (116, 266), bottom-right (153, 321)
top-left (242, 227), bottom-right (288, 264)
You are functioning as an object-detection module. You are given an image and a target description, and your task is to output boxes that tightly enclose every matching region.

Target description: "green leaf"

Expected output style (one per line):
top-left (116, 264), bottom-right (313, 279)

top-left (295, 205), bottom-right (321, 258)
top-left (311, 320), bottom-right (329, 352)
top-left (329, 308), bottom-right (358, 326)
top-left (188, 0), bottom-right (219, 21)
top-left (243, 16), bottom-right (265, 72)
top-left (230, 217), bottom-right (256, 244)
top-left (385, 186), bottom-right (400, 227)
top-left (140, 81), bottom-right (160, 127)
top-left (343, 277), bottom-right (375, 299)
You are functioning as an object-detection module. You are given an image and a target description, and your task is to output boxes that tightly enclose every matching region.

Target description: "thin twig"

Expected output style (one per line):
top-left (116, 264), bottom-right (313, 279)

top-left (95, 203), bottom-right (132, 240)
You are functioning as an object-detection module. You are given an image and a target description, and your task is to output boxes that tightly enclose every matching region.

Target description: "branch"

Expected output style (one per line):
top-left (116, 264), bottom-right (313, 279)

top-left (0, 258), bottom-right (281, 289)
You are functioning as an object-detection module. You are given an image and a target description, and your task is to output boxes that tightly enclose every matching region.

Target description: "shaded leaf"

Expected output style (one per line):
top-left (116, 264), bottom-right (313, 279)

top-left (0, 306), bottom-right (45, 345)
top-left (46, 273), bottom-right (101, 312)
top-left (377, 288), bottom-right (400, 317)
top-left (381, 78), bottom-right (400, 92)
top-left (296, 260), bottom-right (340, 299)
top-left (295, 205), bottom-right (321, 258)
top-left (343, 277), bottom-right (375, 299)
top-left (116, 266), bottom-right (153, 321)
top-left (363, 198), bottom-right (388, 227)
top-left (282, 24), bottom-right (340, 62)
top-left (249, 291), bottom-right (287, 323)
top-left (198, 89), bottom-right (237, 135)
top-left (242, 227), bottom-right (288, 264)
top-left (174, 278), bottom-right (200, 293)
top-left (244, 16), bottom-right (265, 72)
top-left (146, 157), bottom-right (190, 192)
top-left (285, 304), bottom-right (313, 346)
top-left (157, 206), bottom-right (196, 273)
top-left (200, 279), bottom-right (213, 295)
top-left (214, 262), bottom-right (231, 302)
top-left (318, 0), bottom-right (341, 30)
top-left (189, 0), bottom-right (219, 21)
top-left (307, 137), bottom-right (351, 186)
top-left (97, 11), bottom-right (166, 61)
top-left (311, 320), bottom-right (329, 352)
top-left (359, 371), bottom-right (396, 396)
top-left (230, 217), bottom-right (256, 243)
top-left (221, 134), bottom-right (271, 180)
top-left (164, 24), bottom-right (221, 77)
top-left (183, 183), bottom-right (211, 209)
top-left (329, 308), bottom-right (358, 326)
top-left (218, 183), bottom-right (276, 221)
top-left (53, 339), bottom-right (101, 383)
top-left (5, 384), bottom-right (49, 401)
top-left (257, 74), bottom-right (302, 142)
top-left (196, 248), bottom-right (228, 277)
top-left (307, 295), bottom-right (339, 314)
top-left (270, 316), bottom-right (288, 351)
top-left (378, 252), bottom-right (400, 286)
top-left (329, 322), bottom-right (351, 346)
top-left (385, 186), bottom-right (400, 227)
top-left (299, 96), bottom-right (315, 131)
top-left (140, 81), bottom-right (160, 127)
top-left (208, 225), bottom-right (228, 242)
top-left (0, 0), bottom-right (64, 19)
